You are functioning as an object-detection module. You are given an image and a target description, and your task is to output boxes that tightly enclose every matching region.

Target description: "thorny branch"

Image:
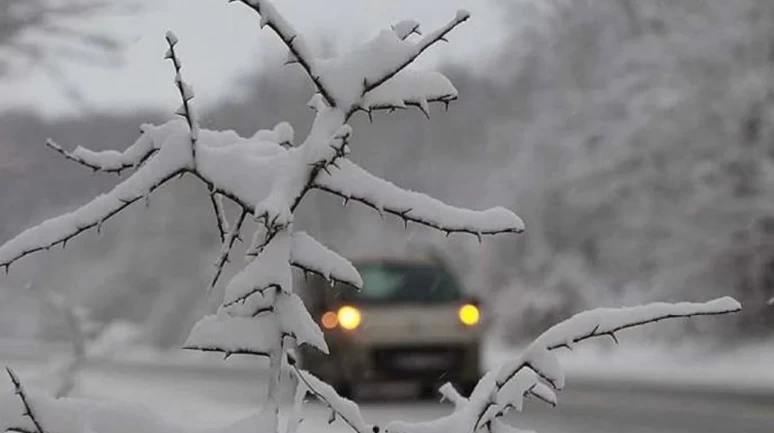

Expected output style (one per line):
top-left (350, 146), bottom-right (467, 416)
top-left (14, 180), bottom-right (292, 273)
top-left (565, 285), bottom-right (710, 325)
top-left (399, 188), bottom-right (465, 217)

top-left (5, 367), bottom-right (48, 433)
top-left (289, 363), bottom-right (375, 433)
top-left (164, 31), bottom-right (199, 166)
top-left (290, 262), bottom-right (359, 289)
top-left (358, 11), bottom-right (470, 102)
top-left (233, 0), bottom-right (338, 108)
top-left (210, 208), bottom-right (249, 290)
top-left (0, 169), bottom-right (183, 271)
top-left (314, 184), bottom-right (524, 238)
top-left (45, 139), bottom-right (157, 174)
top-left (208, 191), bottom-right (229, 244)
top-left (474, 303), bottom-right (743, 428)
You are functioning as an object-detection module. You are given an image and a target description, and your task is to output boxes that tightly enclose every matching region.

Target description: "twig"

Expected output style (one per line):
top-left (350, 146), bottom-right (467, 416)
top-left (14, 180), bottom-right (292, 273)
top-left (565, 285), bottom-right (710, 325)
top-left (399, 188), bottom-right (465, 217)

top-left (164, 31), bottom-right (199, 166)
top-left (210, 208), bottom-right (249, 290)
top-left (6, 367), bottom-right (48, 433)
top-left (234, 0), bottom-right (337, 107)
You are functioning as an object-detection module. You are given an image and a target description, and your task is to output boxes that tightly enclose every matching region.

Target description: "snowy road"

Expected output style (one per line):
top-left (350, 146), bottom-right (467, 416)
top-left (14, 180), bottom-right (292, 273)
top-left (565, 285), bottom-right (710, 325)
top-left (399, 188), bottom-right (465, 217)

top-left (3, 356), bottom-right (773, 433)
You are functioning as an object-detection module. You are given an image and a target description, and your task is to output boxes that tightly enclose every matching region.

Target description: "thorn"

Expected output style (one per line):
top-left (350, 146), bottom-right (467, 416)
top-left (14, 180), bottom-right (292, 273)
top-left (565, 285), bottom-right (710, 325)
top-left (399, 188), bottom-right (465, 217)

top-left (62, 239), bottom-right (68, 249)
top-left (403, 218), bottom-right (409, 229)
top-left (3, 264), bottom-right (9, 275)
top-left (440, 37), bottom-right (449, 43)
top-left (475, 232), bottom-right (483, 243)
top-left (445, 230), bottom-right (452, 237)
top-left (608, 332), bottom-right (619, 345)
top-left (342, 197), bottom-right (350, 207)
top-left (367, 110), bottom-right (373, 123)
top-left (328, 410), bottom-right (336, 424)
top-left (178, 172), bottom-right (185, 180)
top-left (444, 101), bottom-right (450, 111)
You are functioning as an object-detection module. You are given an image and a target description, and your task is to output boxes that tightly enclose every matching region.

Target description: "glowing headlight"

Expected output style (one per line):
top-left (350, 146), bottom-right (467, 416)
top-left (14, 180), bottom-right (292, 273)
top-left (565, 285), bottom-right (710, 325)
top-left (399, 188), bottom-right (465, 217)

top-left (337, 306), bottom-right (362, 330)
top-left (321, 311), bottom-right (339, 330)
top-left (458, 304), bottom-right (480, 326)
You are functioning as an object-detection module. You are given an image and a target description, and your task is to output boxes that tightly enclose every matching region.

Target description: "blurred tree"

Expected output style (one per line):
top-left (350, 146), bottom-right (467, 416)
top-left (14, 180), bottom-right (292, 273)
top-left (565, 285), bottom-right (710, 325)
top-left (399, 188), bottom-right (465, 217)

top-left (0, 0), bottom-right (137, 100)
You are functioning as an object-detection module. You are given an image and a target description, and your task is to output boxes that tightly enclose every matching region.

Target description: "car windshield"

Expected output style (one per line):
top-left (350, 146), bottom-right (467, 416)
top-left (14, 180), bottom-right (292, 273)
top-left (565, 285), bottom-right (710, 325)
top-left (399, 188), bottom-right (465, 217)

top-left (339, 262), bottom-right (462, 304)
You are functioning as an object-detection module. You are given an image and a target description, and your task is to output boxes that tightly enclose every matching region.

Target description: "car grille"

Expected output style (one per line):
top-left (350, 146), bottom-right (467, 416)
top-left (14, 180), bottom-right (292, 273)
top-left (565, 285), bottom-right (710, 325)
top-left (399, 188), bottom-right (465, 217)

top-left (371, 346), bottom-right (465, 378)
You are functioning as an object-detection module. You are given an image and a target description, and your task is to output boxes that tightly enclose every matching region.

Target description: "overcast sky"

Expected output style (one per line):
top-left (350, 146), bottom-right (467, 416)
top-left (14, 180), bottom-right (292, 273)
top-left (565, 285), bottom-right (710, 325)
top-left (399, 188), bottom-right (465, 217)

top-left (1, 0), bottom-right (513, 118)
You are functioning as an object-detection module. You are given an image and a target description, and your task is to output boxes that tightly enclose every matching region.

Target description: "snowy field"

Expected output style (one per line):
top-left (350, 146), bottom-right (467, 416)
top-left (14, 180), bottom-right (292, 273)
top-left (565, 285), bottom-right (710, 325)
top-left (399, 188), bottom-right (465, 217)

top-left (2, 337), bottom-right (773, 433)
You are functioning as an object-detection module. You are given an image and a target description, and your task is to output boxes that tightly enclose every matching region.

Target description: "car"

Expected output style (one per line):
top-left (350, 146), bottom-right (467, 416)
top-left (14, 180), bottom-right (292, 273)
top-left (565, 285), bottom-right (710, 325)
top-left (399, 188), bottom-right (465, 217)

top-left (297, 256), bottom-right (482, 399)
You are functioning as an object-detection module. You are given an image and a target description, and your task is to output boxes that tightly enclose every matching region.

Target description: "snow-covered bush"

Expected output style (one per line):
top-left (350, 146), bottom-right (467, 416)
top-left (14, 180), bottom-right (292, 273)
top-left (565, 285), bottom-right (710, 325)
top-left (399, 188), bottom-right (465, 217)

top-left (0, 1), bottom-right (742, 432)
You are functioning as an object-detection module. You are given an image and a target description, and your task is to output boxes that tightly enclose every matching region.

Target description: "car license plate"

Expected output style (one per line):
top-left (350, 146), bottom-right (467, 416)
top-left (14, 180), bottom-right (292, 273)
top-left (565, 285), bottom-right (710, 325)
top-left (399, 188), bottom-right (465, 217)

top-left (391, 352), bottom-right (451, 370)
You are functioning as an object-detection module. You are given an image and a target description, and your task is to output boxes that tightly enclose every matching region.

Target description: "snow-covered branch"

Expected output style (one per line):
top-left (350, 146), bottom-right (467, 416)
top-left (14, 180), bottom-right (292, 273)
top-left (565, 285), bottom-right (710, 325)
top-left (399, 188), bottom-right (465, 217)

top-left (314, 159), bottom-right (525, 238)
top-left (0, 133), bottom-right (191, 270)
top-left (357, 70), bottom-right (458, 118)
top-left (289, 231), bottom-right (363, 289)
top-left (476, 297), bottom-right (741, 429)
top-left (44, 126), bottom-right (157, 174)
top-left (386, 298), bottom-right (741, 433)
top-left (185, 292), bottom-right (327, 357)
top-left (233, 0), bottom-right (337, 107)
top-left (357, 10), bottom-right (470, 102)
top-left (291, 367), bottom-right (372, 433)
top-left (164, 31), bottom-right (199, 165)
top-left (5, 368), bottom-right (48, 433)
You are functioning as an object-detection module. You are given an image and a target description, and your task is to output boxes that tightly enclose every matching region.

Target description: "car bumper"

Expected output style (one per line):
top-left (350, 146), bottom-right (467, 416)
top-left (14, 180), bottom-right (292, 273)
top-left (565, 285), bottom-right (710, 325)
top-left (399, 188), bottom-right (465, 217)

top-left (301, 339), bottom-right (481, 385)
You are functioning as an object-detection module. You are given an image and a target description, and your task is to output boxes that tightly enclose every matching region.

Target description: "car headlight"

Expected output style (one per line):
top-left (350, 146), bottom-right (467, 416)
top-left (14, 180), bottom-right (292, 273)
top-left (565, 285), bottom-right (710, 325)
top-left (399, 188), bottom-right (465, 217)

top-left (458, 304), bottom-right (480, 326)
top-left (337, 305), bottom-right (362, 330)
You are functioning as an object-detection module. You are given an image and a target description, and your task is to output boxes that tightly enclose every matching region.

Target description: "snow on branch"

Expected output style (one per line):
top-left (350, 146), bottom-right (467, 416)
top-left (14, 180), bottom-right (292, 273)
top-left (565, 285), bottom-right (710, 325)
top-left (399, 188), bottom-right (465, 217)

top-left (389, 298), bottom-right (740, 433)
top-left (290, 231), bottom-right (363, 289)
top-left (292, 367), bottom-right (371, 433)
top-left (535, 296), bottom-right (742, 353)
top-left (222, 229), bottom-right (290, 307)
top-left (183, 313), bottom-right (276, 358)
top-left (233, 0), bottom-right (337, 107)
top-left (357, 11), bottom-right (470, 99)
top-left (252, 121), bottom-right (295, 148)
top-left (314, 160), bottom-right (525, 238)
top-left (358, 70), bottom-right (457, 118)
top-left (5, 367), bottom-right (48, 433)
top-left (186, 293), bottom-right (327, 356)
top-left (307, 10), bottom-right (469, 112)
top-left (482, 297), bottom-right (742, 427)
top-left (44, 124), bottom-right (159, 174)
top-left (164, 31), bottom-right (199, 165)
top-left (0, 129), bottom-right (193, 270)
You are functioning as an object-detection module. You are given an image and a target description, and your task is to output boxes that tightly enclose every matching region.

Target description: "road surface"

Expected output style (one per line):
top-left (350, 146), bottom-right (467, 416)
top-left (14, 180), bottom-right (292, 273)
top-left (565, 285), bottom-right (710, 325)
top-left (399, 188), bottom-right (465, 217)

top-left (2, 355), bottom-right (772, 433)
